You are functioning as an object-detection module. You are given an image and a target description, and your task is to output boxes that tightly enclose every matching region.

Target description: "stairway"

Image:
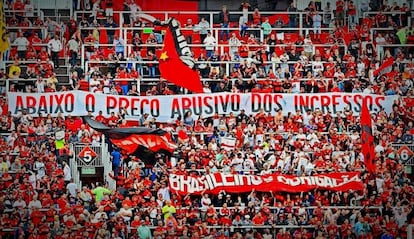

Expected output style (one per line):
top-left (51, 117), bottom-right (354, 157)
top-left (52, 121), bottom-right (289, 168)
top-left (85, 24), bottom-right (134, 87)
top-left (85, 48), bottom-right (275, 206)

top-left (40, 8), bottom-right (73, 87)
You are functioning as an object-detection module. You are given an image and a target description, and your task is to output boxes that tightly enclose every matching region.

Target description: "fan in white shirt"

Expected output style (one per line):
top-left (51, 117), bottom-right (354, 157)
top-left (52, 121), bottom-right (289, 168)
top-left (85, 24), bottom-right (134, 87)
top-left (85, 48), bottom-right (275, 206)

top-left (28, 195), bottom-right (42, 211)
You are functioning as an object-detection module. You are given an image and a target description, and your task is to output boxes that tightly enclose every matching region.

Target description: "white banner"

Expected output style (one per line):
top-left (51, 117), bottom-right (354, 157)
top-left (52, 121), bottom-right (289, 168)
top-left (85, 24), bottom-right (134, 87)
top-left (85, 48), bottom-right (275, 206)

top-left (220, 136), bottom-right (237, 151)
top-left (7, 91), bottom-right (398, 122)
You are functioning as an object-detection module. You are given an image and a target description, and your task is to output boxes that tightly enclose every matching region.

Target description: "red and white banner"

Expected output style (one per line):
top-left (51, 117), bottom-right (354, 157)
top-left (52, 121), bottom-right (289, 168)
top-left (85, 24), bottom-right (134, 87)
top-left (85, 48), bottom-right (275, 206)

top-left (220, 136), bottom-right (237, 151)
top-left (169, 172), bottom-right (364, 195)
top-left (373, 58), bottom-right (394, 77)
top-left (7, 91), bottom-right (398, 122)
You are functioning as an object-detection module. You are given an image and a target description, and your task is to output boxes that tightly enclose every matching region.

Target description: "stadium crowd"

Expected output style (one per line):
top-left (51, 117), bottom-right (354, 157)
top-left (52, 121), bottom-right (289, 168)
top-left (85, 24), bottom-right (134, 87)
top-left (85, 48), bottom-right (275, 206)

top-left (1, 0), bottom-right (414, 239)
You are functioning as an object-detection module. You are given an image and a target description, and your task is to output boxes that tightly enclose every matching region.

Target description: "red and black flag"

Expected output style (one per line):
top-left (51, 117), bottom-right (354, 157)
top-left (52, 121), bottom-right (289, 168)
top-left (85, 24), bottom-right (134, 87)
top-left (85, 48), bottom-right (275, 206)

top-left (157, 18), bottom-right (204, 93)
top-left (360, 100), bottom-right (376, 173)
top-left (84, 117), bottom-right (176, 164)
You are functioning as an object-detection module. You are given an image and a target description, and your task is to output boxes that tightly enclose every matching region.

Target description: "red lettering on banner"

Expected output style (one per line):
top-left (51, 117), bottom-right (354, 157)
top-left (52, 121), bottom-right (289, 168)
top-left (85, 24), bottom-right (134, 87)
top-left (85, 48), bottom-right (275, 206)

top-left (310, 95), bottom-right (319, 107)
top-left (14, 95), bottom-right (24, 114)
top-left (332, 94), bottom-right (340, 105)
top-left (321, 95), bottom-right (330, 106)
top-left (27, 96), bottom-right (36, 108)
top-left (119, 97), bottom-right (130, 109)
top-left (181, 97), bottom-right (192, 109)
top-left (343, 95), bottom-right (351, 105)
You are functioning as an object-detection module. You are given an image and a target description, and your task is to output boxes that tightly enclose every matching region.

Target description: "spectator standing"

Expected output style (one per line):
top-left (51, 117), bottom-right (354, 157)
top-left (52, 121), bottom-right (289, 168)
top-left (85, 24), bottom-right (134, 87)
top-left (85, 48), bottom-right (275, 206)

top-left (91, 182), bottom-right (111, 203)
top-left (240, 2), bottom-right (250, 24)
top-left (323, 2), bottom-right (333, 26)
top-left (44, 17), bottom-right (60, 39)
top-left (157, 181), bottom-right (171, 201)
top-left (312, 11), bottom-right (322, 42)
top-left (67, 16), bottom-right (78, 39)
top-left (137, 221), bottom-right (153, 239)
top-left (347, 1), bottom-right (357, 26)
top-left (197, 17), bottom-right (210, 44)
top-left (335, 0), bottom-right (345, 27)
top-left (66, 179), bottom-right (78, 198)
top-left (103, 0), bottom-right (114, 18)
top-left (62, 160), bottom-right (72, 185)
top-left (261, 17), bottom-right (272, 40)
top-left (252, 8), bottom-right (261, 27)
top-left (183, 18), bottom-right (194, 44)
top-left (228, 33), bottom-right (241, 61)
top-left (203, 31), bottom-right (216, 58)
top-left (218, 5), bottom-right (230, 42)
top-left (303, 34), bottom-right (313, 59)
top-left (104, 17), bottom-right (118, 45)
top-left (24, 0), bottom-right (35, 17)
top-left (91, 0), bottom-right (104, 21)
top-left (111, 147), bottom-right (122, 179)
top-left (161, 200), bottom-right (176, 223)
top-left (66, 35), bottom-right (79, 67)
top-left (113, 34), bottom-right (125, 57)
top-left (145, 33), bottom-right (157, 58)
top-left (147, 50), bottom-right (157, 78)
top-left (13, 33), bottom-right (29, 60)
top-left (35, 75), bottom-right (45, 93)
top-left (287, 2), bottom-right (298, 27)
top-left (79, 17), bottom-right (90, 41)
top-left (48, 34), bottom-right (63, 68)
top-left (127, 0), bottom-right (142, 26)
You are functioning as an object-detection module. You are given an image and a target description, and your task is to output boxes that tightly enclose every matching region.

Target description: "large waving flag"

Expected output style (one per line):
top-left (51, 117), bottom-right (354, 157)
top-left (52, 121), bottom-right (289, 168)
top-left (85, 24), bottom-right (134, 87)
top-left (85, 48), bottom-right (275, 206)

top-left (360, 100), bottom-right (376, 173)
top-left (158, 18), bottom-right (204, 93)
top-left (84, 117), bottom-right (177, 164)
top-left (0, 2), bottom-right (10, 55)
top-left (373, 57), bottom-right (394, 77)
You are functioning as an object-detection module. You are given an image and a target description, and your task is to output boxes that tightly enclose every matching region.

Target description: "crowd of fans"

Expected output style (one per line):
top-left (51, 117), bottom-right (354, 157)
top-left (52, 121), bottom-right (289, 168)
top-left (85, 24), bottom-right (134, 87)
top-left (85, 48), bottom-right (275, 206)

top-left (1, 0), bottom-right (414, 239)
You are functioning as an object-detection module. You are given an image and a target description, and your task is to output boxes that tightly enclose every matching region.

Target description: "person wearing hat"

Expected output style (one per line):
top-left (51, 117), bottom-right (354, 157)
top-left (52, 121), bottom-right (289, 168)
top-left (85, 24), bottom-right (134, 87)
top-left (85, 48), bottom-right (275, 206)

top-left (243, 214), bottom-right (252, 227)
top-left (139, 113), bottom-right (149, 126)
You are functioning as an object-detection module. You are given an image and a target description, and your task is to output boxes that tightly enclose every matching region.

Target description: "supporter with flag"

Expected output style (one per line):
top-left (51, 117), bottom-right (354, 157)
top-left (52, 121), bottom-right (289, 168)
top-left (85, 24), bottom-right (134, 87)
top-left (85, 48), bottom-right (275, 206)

top-left (360, 99), bottom-right (376, 173)
top-left (156, 18), bottom-right (203, 93)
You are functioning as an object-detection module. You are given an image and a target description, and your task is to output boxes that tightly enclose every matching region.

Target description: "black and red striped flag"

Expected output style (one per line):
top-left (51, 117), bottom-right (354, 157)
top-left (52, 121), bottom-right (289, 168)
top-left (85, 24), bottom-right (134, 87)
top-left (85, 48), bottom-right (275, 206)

top-left (360, 100), bottom-right (376, 173)
top-left (84, 117), bottom-right (177, 164)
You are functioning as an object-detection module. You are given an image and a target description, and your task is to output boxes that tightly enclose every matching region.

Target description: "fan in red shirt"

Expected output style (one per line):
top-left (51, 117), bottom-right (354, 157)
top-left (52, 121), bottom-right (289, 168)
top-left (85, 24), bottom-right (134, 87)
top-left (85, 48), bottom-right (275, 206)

top-left (252, 212), bottom-right (265, 225)
top-left (13, 0), bottom-right (25, 17)
top-left (37, 47), bottom-right (50, 61)
top-left (153, 220), bottom-right (167, 238)
top-left (30, 207), bottom-right (44, 226)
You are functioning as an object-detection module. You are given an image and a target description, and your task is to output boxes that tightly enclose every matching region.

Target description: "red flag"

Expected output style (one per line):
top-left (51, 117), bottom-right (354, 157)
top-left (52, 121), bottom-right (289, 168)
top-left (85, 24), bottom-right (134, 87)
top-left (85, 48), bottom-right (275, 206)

top-left (110, 134), bottom-right (177, 154)
top-left (360, 99), bottom-right (376, 173)
top-left (158, 24), bottom-right (204, 93)
top-left (373, 57), bottom-right (394, 77)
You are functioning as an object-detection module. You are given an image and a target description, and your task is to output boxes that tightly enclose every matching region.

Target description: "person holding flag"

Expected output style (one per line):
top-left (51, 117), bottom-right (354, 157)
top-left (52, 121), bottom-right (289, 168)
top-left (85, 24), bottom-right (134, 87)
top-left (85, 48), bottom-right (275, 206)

top-left (360, 98), bottom-right (376, 173)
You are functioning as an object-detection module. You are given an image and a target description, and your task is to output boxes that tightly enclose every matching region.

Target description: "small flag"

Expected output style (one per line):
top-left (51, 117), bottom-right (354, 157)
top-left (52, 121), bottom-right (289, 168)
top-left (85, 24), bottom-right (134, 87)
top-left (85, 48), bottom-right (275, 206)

top-left (158, 19), bottom-right (204, 93)
top-left (220, 136), bottom-right (237, 151)
top-left (360, 99), bottom-right (376, 173)
top-left (373, 58), bottom-right (394, 77)
top-left (0, 2), bottom-right (10, 55)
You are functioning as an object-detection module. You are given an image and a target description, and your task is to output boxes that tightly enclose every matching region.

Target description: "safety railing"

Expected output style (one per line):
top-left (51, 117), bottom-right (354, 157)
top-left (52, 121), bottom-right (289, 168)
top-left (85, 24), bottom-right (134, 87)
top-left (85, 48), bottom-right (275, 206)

top-left (101, 134), bottom-right (116, 191)
top-left (69, 142), bottom-right (82, 189)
